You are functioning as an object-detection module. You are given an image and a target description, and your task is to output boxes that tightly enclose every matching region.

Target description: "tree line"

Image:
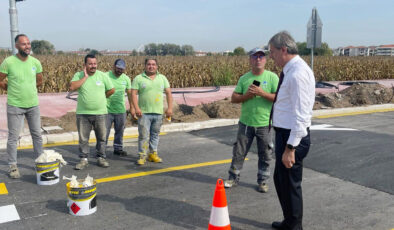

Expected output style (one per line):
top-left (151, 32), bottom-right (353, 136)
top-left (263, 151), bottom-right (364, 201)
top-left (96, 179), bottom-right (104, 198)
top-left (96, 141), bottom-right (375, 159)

top-left (26, 39), bottom-right (332, 56)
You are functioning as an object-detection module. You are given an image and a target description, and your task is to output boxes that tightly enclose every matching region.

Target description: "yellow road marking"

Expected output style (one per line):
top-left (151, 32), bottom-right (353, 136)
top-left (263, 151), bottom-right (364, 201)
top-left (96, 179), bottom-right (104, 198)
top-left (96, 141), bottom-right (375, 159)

top-left (96, 158), bottom-right (248, 184)
top-left (17, 133), bottom-right (166, 150)
top-left (315, 108), bottom-right (394, 119)
top-left (0, 183), bottom-right (8, 195)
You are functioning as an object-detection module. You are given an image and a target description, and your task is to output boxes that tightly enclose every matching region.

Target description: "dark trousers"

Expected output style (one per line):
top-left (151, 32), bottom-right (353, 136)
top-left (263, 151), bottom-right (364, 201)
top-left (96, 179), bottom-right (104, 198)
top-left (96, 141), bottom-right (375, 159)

top-left (273, 127), bottom-right (310, 230)
top-left (106, 113), bottom-right (126, 151)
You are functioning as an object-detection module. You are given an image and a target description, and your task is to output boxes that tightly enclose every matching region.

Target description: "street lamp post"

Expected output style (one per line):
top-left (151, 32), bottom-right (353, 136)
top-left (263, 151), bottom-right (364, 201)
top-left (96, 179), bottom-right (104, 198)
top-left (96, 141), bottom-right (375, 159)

top-left (9, 0), bottom-right (24, 54)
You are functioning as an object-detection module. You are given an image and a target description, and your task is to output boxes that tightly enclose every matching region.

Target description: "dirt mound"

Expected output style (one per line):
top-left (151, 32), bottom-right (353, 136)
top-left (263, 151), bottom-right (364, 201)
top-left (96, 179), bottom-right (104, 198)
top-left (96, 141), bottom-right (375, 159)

top-left (314, 83), bottom-right (394, 109)
top-left (41, 84), bottom-right (393, 133)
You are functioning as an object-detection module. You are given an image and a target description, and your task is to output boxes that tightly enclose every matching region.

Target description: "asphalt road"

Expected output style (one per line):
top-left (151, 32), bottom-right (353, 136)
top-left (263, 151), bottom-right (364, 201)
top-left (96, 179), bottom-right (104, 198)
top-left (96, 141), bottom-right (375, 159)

top-left (0, 111), bottom-right (393, 230)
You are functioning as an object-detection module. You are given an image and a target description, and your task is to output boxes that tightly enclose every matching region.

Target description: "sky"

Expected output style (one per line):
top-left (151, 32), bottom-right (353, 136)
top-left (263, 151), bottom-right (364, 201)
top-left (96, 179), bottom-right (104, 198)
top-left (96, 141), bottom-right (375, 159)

top-left (0, 0), bottom-right (393, 52)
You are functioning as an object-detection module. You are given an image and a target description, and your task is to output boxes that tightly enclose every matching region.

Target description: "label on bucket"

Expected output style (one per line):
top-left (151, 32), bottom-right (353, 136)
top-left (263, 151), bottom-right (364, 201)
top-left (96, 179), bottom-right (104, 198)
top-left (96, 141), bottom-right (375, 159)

top-left (71, 203), bottom-right (81, 214)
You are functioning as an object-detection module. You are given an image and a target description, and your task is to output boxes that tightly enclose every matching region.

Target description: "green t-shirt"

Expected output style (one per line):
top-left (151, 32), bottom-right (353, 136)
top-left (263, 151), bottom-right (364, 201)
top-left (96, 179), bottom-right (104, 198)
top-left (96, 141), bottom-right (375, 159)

top-left (106, 71), bottom-right (132, 114)
top-left (71, 70), bottom-right (114, 115)
top-left (0, 55), bottom-right (43, 108)
top-left (131, 71), bottom-right (170, 114)
top-left (235, 70), bottom-right (279, 127)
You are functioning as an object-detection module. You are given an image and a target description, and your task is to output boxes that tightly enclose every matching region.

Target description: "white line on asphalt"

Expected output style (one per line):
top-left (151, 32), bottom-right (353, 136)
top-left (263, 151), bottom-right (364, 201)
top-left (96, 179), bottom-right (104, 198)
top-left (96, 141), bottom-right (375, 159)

top-left (311, 124), bottom-right (358, 131)
top-left (0, 204), bottom-right (20, 224)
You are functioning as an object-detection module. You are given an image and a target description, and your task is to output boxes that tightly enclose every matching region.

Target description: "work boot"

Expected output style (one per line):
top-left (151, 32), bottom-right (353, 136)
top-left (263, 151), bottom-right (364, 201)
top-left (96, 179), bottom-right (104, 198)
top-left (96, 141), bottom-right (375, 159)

top-left (147, 151), bottom-right (162, 163)
top-left (114, 150), bottom-right (128, 156)
top-left (97, 157), bottom-right (110, 168)
top-left (257, 183), bottom-right (269, 193)
top-left (136, 153), bottom-right (146, 165)
top-left (75, 158), bottom-right (88, 170)
top-left (8, 164), bottom-right (20, 179)
top-left (224, 178), bottom-right (239, 188)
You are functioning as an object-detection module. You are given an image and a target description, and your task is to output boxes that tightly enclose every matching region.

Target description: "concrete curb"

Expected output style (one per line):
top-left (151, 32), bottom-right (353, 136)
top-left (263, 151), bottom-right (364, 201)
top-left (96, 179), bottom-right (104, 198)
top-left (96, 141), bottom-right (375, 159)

top-left (0, 103), bottom-right (393, 150)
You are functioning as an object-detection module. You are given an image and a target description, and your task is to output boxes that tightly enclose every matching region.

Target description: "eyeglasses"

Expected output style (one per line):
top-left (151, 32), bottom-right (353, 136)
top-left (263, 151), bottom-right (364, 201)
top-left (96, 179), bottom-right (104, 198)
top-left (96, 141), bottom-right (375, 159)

top-left (251, 54), bottom-right (265, 60)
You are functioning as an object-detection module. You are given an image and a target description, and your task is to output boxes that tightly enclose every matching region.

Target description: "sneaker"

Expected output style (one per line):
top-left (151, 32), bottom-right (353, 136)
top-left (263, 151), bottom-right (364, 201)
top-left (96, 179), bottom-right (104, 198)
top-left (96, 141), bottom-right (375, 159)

top-left (8, 164), bottom-right (20, 179)
top-left (114, 150), bottom-right (128, 156)
top-left (257, 183), bottom-right (269, 193)
top-left (224, 179), bottom-right (238, 188)
top-left (97, 157), bottom-right (110, 168)
top-left (136, 153), bottom-right (146, 165)
top-left (75, 158), bottom-right (88, 170)
top-left (147, 152), bottom-right (162, 163)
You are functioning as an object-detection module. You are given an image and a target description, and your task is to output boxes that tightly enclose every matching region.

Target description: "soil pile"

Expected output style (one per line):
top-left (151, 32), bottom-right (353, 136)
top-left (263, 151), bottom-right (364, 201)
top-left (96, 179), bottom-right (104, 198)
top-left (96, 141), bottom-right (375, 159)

top-left (41, 83), bottom-right (393, 133)
top-left (314, 83), bottom-right (394, 109)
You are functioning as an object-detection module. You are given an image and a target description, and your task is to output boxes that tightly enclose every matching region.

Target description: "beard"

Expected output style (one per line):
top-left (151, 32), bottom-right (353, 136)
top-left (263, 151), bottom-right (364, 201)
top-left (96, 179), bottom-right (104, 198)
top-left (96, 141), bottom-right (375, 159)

top-left (18, 49), bottom-right (29, 57)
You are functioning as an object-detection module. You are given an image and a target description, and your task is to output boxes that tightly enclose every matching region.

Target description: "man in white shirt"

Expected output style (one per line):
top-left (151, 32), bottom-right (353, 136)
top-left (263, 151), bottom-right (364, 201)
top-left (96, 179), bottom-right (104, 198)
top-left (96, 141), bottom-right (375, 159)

top-left (268, 31), bottom-right (315, 230)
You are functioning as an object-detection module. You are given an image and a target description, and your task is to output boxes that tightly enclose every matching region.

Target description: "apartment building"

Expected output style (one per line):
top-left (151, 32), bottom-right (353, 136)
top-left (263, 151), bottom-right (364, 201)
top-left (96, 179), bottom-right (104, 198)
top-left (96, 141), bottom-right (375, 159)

top-left (375, 44), bottom-right (394, 56)
top-left (333, 44), bottom-right (392, 56)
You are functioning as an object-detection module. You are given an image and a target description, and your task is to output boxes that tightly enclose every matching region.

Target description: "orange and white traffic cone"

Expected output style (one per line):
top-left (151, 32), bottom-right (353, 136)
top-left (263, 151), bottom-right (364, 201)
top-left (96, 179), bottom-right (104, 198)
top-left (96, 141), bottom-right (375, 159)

top-left (208, 179), bottom-right (231, 230)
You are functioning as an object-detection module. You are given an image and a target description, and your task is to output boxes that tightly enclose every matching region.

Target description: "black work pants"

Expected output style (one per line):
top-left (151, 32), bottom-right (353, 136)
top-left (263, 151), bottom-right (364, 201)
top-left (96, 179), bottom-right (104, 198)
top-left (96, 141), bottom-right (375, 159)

top-left (273, 127), bottom-right (310, 230)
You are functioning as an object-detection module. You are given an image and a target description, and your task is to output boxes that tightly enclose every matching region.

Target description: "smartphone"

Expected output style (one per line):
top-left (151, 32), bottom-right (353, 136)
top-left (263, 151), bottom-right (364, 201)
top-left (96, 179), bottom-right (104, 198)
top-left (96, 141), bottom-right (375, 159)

top-left (253, 80), bottom-right (260, 86)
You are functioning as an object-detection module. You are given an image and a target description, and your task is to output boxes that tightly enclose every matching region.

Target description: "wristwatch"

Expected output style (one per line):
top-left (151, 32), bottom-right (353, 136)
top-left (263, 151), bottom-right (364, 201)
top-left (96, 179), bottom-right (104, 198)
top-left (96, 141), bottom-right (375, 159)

top-left (286, 144), bottom-right (295, 150)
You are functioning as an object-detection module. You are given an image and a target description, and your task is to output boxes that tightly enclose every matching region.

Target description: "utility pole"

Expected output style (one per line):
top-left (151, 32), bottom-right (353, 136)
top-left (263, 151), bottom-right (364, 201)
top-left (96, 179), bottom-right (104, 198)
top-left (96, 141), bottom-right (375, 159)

top-left (9, 0), bottom-right (24, 54)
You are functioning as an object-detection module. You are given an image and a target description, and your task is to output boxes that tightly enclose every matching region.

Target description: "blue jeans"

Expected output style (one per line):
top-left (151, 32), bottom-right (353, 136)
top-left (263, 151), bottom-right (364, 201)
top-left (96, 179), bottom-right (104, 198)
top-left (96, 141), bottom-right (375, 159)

top-left (228, 122), bottom-right (273, 184)
top-left (7, 104), bottom-right (43, 165)
top-left (138, 113), bottom-right (163, 155)
top-left (106, 113), bottom-right (126, 151)
top-left (76, 114), bottom-right (107, 159)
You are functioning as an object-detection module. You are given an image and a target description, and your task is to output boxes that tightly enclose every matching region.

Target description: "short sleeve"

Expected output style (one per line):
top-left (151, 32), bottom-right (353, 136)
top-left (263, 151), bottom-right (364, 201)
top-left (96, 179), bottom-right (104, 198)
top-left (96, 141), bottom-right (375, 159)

top-left (0, 59), bottom-right (8, 74)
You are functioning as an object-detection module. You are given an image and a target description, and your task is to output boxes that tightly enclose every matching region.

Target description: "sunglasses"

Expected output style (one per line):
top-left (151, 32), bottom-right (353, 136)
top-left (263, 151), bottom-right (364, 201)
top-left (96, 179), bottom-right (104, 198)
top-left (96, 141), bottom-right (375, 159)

top-left (251, 54), bottom-right (265, 60)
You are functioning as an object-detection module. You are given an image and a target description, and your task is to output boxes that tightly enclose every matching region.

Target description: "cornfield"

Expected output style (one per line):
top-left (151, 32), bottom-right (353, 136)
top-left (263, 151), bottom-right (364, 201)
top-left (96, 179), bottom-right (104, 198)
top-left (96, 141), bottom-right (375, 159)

top-left (0, 54), bottom-right (393, 94)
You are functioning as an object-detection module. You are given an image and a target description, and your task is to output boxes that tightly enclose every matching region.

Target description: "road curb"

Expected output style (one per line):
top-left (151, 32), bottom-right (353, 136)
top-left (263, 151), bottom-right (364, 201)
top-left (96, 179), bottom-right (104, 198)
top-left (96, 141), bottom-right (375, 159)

top-left (0, 103), bottom-right (393, 150)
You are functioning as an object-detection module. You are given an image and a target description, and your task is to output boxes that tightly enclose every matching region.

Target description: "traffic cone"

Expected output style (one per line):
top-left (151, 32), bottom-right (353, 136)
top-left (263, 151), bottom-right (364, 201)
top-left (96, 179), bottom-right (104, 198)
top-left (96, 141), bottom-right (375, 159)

top-left (208, 179), bottom-right (231, 230)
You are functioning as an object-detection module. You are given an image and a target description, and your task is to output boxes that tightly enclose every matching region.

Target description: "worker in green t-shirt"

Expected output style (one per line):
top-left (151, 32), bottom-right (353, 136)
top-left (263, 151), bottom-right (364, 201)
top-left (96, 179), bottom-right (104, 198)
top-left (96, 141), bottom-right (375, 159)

top-left (105, 59), bottom-right (132, 156)
top-left (223, 47), bottom-right (279, 193)
top-left (131, 58), bottom-right (173, 165)
top-left (0, 34), bottom-right (44, 179)
top-left (70, 54), bottom-right (115, 170)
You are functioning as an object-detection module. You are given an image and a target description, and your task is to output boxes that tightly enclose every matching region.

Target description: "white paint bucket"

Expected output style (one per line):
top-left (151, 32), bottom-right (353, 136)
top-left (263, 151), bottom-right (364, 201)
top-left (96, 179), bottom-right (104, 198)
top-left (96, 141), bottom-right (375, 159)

top-left (66, 181), bottom-right (97, 216)
top-left (35, 161), bottom-right (60, 185)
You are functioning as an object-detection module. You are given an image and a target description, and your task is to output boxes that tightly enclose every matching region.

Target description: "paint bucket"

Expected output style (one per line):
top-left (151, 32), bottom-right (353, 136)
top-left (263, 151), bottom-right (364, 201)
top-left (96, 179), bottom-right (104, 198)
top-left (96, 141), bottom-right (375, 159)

top-left (66, 180), bottom-right (97, 216)
top-left (35, 160), bottom-right (60, 185)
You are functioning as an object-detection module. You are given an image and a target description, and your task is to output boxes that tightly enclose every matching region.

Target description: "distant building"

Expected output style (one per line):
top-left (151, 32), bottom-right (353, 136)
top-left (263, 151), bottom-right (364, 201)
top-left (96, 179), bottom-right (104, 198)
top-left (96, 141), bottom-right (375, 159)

top-left (376, 44), bottom-right (394, 56)
top-left (68, 50), bottom-right (133, 56)
top-left (195, 51), bottom-right (207, 57)
top-left (333, 44), bottom-right (392, 56)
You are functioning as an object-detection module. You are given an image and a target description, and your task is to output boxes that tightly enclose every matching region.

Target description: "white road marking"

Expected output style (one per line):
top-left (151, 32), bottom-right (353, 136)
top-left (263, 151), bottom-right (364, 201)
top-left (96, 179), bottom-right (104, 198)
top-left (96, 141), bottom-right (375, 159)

top-left (0, 204), bottom-right (20, 224)
top-left (311, 124), bottom-right (358, 131)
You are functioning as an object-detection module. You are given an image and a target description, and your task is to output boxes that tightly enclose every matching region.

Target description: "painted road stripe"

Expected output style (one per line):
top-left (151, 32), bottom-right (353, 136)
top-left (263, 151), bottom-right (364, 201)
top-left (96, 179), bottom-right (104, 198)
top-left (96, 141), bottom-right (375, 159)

top-left (0, 183), bottom-right (8, 195)
top-left (17, 133), bottom-right (165, 150)
top-left (315, 108), bottom-right (394, 119)
top-left (0, 204), bottom-right (20, 224)
top-left (96, 158), bottom-right (248, 184)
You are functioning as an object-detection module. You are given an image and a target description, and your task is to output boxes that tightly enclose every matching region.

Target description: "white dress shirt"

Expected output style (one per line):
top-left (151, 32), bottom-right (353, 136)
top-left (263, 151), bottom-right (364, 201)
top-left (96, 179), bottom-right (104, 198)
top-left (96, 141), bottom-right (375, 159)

top-left (273, 55), bottom-right (315, 146)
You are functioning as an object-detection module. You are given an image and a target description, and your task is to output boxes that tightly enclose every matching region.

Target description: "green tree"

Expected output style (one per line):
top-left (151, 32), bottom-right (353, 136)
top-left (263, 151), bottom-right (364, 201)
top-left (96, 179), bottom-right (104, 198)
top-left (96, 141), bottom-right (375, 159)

top-left (181, 45), bottom-right (195, 56)
top-left (89, 49), bottom-right (102, 56)
top-left (31, 40), bottom-right (55, 55)
top-left (233, 46), bottom-right (246, 56)
top-left (144, 43), bottom-right (157, 55)
top-left (130, 49), bottom-right (138, 56)
top-left (297, 42), bottom-right (332, 56)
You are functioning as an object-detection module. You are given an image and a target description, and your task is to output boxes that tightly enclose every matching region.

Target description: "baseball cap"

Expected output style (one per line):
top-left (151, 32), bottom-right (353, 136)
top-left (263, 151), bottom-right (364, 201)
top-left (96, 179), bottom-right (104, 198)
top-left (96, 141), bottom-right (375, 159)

top-left (248, 47), bottom-right (266, 56)
top-left (114, 59), bottom-right (126, 69)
